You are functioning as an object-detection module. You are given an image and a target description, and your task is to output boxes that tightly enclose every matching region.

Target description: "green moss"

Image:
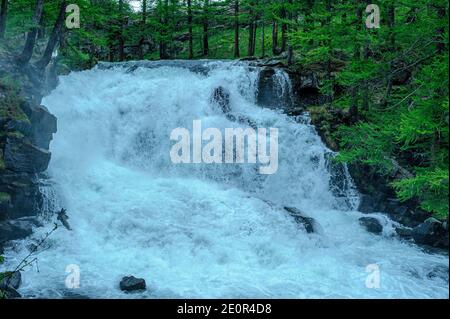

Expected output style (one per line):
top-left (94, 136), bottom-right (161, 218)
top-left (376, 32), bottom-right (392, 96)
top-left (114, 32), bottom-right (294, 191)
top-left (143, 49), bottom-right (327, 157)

top-left (0, 77), bottom-right (30, 124)
top-left (0, 192), bottom-right (11, 203)
top-left (6, 131), bottom-right (25, 139)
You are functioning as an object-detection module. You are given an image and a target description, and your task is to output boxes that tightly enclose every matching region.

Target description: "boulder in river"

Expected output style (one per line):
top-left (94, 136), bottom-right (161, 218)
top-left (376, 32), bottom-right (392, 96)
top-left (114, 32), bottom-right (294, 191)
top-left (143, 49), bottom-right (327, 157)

top-left (284, 207), bottom-right (316, 233)
top-left (119, 276), bottom-right (146, 292)
top-left (210, 86), bottom-right (231, 114)
top-left (359, 217), bottom-right (383, 234)
top-left (412, 218), bottom-right (448, 248)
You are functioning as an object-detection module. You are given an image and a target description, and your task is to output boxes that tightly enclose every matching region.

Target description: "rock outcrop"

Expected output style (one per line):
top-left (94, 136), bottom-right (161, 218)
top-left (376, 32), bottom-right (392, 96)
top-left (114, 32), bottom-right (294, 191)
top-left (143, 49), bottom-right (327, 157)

top-left (0, 49), bottom-right (58, 251)
top-left (411, 218), bottom-right (449, 248)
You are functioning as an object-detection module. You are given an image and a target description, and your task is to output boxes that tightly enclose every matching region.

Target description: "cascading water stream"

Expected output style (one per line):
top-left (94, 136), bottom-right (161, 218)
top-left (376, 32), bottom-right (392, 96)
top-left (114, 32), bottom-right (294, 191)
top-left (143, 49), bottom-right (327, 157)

top-left (2, 60), bottom-right (448, 298)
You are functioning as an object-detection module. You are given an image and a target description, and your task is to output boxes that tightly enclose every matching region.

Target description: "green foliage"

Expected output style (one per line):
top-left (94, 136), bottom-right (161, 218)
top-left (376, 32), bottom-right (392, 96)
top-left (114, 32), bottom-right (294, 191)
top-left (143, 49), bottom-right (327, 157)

top-left (0, 192), bottom-right (11, 202)
top-left (292, 0), bottom-right (449, 218)
top-left (1, 0), bottom-right (448, 219)
top-left (0, 76), bottom-right (30, 123)
top-left (335, 121), bottom-right (396, 173)
top-left (393, 168), bottom-right (449, 218)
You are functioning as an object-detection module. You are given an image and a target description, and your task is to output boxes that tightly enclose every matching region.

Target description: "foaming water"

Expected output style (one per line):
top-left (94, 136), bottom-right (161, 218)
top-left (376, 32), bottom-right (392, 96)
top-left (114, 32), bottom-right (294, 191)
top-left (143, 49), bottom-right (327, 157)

top-left (3, 61), bottom-right (448, 298)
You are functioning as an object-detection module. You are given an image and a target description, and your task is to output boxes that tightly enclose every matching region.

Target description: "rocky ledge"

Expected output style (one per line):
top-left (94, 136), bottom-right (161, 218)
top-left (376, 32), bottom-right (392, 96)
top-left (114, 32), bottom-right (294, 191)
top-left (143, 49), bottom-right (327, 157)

top-left (0, 50), bottom-right (58, 252)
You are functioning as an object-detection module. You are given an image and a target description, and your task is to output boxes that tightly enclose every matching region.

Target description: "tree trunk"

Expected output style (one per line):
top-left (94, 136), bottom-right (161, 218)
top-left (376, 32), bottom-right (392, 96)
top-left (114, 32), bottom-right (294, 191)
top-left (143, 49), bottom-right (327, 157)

top-left (252, 20), bottom-right (257, 54)
top-left (202, 0), bottom-right (209, 56)
top-left (37, 8), bottom-right (46, 39)
top-left (272, 20), bottom-right (278, 54)
top-left (187, 0), bottom-right (193, 59)
top-left (247, 20), bottom-right (254, 56)
top-left (138, 0), bottom-right (147, 59)
top-left (118, 0), bottom-right (125, 61)
top-left (280, 4), bottom-right (287, 52)
top-left (261, 21), bottom-right (265, 57)
top-left (383, 1), bottom-right (395, 105)
top-left (17, 0), bottom-right (45, 65)
top-left (247, 1), bottom-right (255, 57)
top-left (326, 0), bottom-right (333, 99)
top-left (0, 0), bottom-right (8, 39)
top-left (234, 0), bottom-right (240, 58)
top-left (435, 5), bottom-right (446, 54)
top-left (349, 0), bottom-right (363, 122)
top-left (36, 1), bottom-right (67, 70)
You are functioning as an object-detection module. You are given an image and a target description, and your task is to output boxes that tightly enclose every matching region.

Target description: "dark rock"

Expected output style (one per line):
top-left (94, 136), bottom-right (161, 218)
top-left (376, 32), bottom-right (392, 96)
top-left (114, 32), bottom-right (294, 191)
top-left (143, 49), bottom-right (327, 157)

top-left (6, 119), bottom-right (33, 137)
top-left (256, 67), bottom-right (293, 109)
top-left (0, 217), bottom-right (41, 245)
top-left (426, 265), bottom-right (449, 281)
top-left (358, 194), bottom-right (376, 213)
top-left (385, 198), bottom-right (408, 216)
top-left (359, 217), bottom-right (383, 234)
top-left (211, 87), bottom-right (231, 114)
top-left (284, 207), bottom-right (316, 233)
top-left (119, 276), bottom-right (146, 292)
top-left (62, 291), bottom-right (90, 299)
top-left (4, 137), bottom-right (51, 173)
top-left (2, 286), bottom-right (22, 299)
top-left (0, 271), bottom-right (22, 290)
top-left (0, 171), bottom-right (43, 220)
top-left (395, 227), bottom-right (413, 239)
top-left (28, 104), bottom-right (57, 149)
top-left (412, 218), bottom-right (448, 248)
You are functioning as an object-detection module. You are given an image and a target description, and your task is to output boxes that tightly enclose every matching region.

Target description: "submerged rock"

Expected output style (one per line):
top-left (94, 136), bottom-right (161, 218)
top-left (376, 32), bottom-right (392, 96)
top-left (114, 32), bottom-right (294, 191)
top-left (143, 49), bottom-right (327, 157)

top-left (359, 217), bottom-right (383, 234)
top-left (210, 86), bottom-right (231, 114)
top-left (284, 207), bottom-right (316, 233)
top-left (119, 276), bottom-right (146, 292)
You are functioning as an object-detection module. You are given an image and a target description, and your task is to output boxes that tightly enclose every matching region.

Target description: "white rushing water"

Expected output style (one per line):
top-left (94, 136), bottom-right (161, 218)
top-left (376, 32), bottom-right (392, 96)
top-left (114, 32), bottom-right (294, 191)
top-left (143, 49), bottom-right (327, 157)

top-left (3, 61), bottom-right (448, 298)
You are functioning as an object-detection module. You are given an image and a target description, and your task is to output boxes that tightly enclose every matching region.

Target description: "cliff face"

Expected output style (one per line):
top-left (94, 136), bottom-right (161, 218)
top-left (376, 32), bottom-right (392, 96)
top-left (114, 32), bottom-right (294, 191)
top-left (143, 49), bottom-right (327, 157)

top-left (0, 50), bottom-right (57, 252)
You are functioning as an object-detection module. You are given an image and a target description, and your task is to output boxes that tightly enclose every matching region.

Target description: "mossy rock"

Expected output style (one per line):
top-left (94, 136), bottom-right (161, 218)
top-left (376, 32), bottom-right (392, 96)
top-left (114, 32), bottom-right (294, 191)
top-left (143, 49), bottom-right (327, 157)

top-left (0, 78), bottom-right (30, 124)
top-left (0, 192), bottom-right (11, 204)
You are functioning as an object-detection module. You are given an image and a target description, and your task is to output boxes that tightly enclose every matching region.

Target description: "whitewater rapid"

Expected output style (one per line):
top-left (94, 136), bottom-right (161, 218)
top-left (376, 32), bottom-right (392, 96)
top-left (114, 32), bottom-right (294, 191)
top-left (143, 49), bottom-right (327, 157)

top-left (3, 61), bottom-right (448, 298)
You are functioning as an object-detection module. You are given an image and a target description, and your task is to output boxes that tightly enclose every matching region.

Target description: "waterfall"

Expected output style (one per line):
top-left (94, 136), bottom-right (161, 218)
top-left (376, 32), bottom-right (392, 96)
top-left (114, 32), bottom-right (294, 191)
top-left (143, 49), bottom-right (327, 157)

top-left (2, 60), bottom-right (448, 298)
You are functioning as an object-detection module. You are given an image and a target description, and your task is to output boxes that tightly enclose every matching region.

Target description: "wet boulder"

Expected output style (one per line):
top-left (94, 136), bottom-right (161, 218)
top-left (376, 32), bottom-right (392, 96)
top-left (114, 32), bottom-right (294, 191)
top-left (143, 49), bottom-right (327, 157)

top-left (284, 207), bottom-right (317, 233)
top-left (4, 137), bottom-right (51, 173)
top-left (120, 276), bottom-right (146, 292)
top-left (358, 194), bottom-right (377, 213)
top-left (211, 86), bottom-right (231, 114)
top-left (359, 217), bottom-right (383, 234)
top-left (0, 217), bottom-right (41, 247)
top-left (412, 218), bottom-right (448, 248)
